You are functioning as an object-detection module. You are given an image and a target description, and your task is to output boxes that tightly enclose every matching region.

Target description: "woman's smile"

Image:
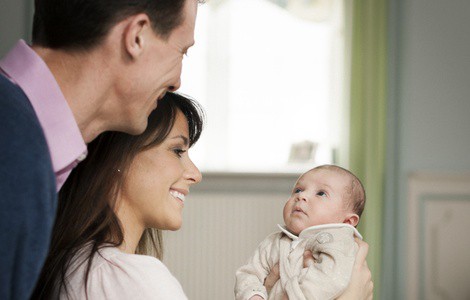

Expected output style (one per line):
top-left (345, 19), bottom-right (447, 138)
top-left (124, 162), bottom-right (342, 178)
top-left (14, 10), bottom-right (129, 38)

top-left (170, 189), bottom-right (186, 204)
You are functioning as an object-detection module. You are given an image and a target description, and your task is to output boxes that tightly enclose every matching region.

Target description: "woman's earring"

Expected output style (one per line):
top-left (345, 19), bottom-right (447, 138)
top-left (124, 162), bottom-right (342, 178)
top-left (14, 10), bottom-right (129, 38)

top-left (117, 169), bottom-right (121, 173)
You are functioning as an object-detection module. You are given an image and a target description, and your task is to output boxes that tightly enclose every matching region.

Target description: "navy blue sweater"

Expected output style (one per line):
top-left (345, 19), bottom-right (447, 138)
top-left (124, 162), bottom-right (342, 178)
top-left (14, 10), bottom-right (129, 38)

top-left (0, 74), bottom-right (56, 299)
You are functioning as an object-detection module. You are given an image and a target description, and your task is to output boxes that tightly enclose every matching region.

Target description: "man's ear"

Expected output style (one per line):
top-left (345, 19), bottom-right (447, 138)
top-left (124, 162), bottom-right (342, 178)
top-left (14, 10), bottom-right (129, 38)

top-left (343, 213), bottom-right (359, 227)
top-left (123, 14), bottom-right (151, 59)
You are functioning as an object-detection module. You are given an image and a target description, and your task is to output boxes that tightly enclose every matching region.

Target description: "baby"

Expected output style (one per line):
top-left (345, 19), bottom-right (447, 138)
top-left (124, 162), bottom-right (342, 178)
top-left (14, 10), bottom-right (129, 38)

top-left (235, 165), bottom-right (366, 300)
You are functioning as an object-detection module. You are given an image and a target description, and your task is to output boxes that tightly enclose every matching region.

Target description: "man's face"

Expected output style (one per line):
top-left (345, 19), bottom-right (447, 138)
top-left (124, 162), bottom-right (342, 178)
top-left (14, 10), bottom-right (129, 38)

top-left (118, 0), bottom-right (197, 134)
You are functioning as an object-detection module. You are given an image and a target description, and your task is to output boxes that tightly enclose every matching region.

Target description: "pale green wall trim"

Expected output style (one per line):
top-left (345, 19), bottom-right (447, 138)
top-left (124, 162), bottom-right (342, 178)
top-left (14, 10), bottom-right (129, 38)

top-left (349, 0), bottom-right (388, 298)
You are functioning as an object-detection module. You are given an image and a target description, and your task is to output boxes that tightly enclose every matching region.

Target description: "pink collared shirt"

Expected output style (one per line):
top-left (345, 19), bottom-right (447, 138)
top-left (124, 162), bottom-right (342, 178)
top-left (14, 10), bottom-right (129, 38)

top-left (0, 40), bottom-right (87, 191)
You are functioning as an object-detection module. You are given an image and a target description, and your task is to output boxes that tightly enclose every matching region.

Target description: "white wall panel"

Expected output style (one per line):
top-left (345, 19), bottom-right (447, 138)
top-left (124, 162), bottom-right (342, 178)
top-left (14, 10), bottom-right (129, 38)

top-left (407, 173), bottom-right (470, 300)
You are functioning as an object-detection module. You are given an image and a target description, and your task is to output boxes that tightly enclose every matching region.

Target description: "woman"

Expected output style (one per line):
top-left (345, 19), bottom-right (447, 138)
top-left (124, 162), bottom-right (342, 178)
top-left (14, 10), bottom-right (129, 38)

top-left (33, 92), bottom-right (372, 299)
top-left (33, 92), bottom-right (203, 299)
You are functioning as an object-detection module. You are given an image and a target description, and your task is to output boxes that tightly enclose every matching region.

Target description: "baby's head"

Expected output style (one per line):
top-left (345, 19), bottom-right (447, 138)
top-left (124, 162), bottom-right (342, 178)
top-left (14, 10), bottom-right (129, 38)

top-left (283, 165), bottom-right (366, 235)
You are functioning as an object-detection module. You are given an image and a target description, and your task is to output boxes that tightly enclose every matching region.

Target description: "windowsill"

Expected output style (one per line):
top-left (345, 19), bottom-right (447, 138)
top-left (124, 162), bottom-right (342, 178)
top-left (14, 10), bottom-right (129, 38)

top-left (192, 171), bottom-right (301, 194)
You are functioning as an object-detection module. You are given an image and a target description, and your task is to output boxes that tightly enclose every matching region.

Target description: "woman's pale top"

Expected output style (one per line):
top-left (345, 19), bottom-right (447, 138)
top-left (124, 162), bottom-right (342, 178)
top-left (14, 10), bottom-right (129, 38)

top-left (60, 245), bottom-right (187, 299)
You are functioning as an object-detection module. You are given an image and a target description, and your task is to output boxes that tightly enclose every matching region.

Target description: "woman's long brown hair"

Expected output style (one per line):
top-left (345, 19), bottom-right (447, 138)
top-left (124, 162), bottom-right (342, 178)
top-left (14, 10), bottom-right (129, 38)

top-left (32, 92), bottom-right (204, 299)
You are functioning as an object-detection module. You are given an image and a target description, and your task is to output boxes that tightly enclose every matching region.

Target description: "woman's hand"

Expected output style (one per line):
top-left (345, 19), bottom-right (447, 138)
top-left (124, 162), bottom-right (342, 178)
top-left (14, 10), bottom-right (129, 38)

top-left (337, 238), bottom-right (374, 300)
top-left (303, 238), bottom-right (373, 300)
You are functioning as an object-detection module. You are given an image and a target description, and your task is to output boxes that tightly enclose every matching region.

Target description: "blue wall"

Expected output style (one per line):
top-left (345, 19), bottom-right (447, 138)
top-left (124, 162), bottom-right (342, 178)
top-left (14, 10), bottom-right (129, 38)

top-left (384, 0), bottom-right (470, 298)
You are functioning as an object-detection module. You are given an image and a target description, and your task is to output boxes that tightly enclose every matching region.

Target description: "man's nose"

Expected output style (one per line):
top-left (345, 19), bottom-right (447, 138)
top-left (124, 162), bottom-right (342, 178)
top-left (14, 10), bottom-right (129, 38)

top-left (168, 79), bottom-right (182, 92)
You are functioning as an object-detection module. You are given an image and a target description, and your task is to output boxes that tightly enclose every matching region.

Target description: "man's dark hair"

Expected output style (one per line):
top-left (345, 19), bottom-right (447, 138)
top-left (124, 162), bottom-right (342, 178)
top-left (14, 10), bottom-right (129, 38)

top-left (32, 0), bottom-right (189, 50)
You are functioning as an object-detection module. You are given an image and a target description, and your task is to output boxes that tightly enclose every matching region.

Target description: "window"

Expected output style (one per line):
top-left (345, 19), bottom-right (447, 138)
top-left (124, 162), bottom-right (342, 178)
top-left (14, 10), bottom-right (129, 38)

top-left (180, 0), bottom-right (349, 173)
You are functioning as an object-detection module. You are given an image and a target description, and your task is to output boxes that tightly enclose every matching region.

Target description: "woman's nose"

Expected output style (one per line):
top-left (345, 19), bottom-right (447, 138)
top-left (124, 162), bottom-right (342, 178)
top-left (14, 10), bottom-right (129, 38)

top-left (185, 159), bottom-right (202, 185)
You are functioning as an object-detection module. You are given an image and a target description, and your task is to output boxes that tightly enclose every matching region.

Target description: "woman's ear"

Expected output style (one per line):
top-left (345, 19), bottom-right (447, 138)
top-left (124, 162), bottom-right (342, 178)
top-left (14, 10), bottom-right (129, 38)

top-left (123, 13), bottom-right (151, 59)
top-left (343, 213), bottom-right (360, 227)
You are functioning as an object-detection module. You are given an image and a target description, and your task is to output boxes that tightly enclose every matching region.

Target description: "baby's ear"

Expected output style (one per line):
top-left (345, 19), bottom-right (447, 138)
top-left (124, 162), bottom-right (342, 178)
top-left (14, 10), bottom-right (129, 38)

top-left (343, 213), bottom-right (359, 227)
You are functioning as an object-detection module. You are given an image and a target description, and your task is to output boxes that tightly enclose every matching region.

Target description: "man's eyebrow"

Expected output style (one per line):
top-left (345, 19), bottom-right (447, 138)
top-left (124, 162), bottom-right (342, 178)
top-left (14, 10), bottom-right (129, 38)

top-left (171, 135), bottom-right (189, 146)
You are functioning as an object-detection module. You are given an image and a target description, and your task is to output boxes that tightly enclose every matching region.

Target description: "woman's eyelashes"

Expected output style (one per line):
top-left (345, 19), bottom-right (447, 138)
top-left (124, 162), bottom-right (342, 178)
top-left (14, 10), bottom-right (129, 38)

top-left (172, 147), bottom-right (187, 158)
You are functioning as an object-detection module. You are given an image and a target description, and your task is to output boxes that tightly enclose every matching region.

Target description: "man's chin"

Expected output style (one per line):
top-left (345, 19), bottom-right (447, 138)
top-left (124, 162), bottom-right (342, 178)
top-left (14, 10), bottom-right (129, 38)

top-left (121, 120), bottom-right (148, 136)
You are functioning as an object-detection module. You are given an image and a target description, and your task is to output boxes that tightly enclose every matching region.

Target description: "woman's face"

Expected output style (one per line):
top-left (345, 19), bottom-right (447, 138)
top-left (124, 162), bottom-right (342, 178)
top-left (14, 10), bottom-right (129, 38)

top-left (119, 110), bottom-right (202, 231)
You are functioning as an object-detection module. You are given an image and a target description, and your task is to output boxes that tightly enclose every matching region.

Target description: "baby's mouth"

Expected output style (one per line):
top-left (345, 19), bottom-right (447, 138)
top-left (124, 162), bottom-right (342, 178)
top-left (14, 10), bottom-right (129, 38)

top-left (292, 207), bottom-right (307, 215)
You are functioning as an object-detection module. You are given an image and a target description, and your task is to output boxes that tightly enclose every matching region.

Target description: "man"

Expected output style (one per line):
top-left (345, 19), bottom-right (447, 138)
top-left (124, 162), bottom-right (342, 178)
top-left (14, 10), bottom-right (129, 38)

top-left (0, 0), bottom-right (200, 298)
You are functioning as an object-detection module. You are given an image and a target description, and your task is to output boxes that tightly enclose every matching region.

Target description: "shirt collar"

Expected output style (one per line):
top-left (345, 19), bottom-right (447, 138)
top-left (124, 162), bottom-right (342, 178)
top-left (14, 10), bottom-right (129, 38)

top-left (0, 40), bottom-right (87, 175)
top-left (278, 224), bottom-right (299, 240)
top-left (278, 223), bottom-right (363, 240)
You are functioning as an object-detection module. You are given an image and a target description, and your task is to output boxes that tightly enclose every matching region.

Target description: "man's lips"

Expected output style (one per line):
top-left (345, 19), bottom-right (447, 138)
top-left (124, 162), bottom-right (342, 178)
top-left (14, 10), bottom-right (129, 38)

top-left (157, 91), bottom-right (167, 101)
top-left (152, 92), bottom-right (167, 110)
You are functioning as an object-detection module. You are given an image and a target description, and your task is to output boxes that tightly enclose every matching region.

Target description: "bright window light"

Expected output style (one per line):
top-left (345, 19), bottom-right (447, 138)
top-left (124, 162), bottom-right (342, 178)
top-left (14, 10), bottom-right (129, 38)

top-left (180, 0), bottom-right (348, 173)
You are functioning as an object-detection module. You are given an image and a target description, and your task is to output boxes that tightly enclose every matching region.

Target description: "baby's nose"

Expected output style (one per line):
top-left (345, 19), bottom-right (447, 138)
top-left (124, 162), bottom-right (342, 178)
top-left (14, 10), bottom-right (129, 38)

top-left (295, 193), bottom-right (307, 202)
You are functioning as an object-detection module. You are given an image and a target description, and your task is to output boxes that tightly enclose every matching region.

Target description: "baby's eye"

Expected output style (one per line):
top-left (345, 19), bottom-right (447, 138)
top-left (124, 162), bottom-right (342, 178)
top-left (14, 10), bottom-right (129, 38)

top-left (293, 188), bottom-right (302, 194)
top-left (316, 191), bottom-right (327, 197)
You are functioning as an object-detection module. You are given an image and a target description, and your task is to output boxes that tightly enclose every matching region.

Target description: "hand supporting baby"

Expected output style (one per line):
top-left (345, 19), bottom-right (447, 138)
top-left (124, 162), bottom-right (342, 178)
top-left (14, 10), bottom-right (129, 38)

top-left (252, 238), bottom-right (373, 300)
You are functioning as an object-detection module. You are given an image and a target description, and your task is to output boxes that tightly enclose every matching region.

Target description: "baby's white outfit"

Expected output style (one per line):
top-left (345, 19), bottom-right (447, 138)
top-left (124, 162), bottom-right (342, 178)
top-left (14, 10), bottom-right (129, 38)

top-left (235, 223), bottom-right (361, 300)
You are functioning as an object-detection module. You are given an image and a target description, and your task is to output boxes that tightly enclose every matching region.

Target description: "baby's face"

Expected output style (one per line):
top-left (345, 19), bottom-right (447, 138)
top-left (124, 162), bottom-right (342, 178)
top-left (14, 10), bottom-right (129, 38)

top-left (283, 169), bottom-right (352, 235)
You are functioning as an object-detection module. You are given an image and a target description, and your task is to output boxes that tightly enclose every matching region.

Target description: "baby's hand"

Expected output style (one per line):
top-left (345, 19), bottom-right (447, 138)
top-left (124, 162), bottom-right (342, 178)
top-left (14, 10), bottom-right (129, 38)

top-left (264, 263), bottom-right (280, 293)
top-left (249, 296), bottom-right (265, 300)
top-left (303, 250), bottom-right (315, 268)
